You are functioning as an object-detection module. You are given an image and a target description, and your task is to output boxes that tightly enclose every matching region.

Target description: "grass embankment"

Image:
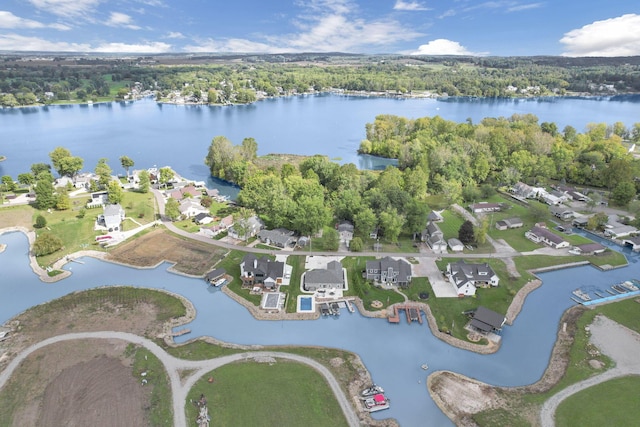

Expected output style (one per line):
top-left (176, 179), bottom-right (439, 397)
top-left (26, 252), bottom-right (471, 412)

top-left (186, 361), bottom-right (349, 427)
top-left (473, 298), bottom-right (640, 426)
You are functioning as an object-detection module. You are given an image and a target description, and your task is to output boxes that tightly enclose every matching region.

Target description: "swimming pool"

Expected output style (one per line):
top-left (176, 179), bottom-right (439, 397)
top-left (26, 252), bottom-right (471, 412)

top-left (297, 295), bottom-right (315, 313)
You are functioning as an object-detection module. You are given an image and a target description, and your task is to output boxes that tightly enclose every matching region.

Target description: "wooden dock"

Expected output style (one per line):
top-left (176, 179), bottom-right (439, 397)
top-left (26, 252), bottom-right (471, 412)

top-left (387, 304), bottom-right (423, 324)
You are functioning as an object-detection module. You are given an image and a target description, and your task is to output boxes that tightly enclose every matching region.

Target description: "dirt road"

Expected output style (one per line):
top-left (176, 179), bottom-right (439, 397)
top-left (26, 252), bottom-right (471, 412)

top-left (540, 315), bottom-right (640, 426)
top-left (0, 331), bottom-right (360, 427)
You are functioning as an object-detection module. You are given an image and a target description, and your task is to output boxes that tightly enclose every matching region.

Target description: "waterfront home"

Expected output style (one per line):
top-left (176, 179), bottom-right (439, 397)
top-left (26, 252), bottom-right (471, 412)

top-left (258, 228), bottom-right (296, 248)
top-left (604, 215), bottom-right (637, 239)
top-left (572, 217), bottom-right (589, 228)
top-left (169, 185), bottom-right (200, 201)
top-left (448, 238), bottom-right (464, 252)
top-left (511, 182), bottom-right (537, 199)
top-left (495, 217), bottom-right (523, 230)
top-left (365, 257), bottom-right (412, 288)
top-left (87, 190), bottom-right (109, 208)
top-left (178, 199), bottom-right (208, 219)
top-left (446, 260), bottom-right (499, 297)
top-left (525, 225), bottom-right (569, 249)
top-left (549, 205), bottom-right (574, 220)
top-left (468, 306), bottom-right (506, 335)
top-left (99, 203), bottom-right (125, 231)
top-left (228, 215), bottom-right (264, 241)
top-left (422, 221), bottom-right (447, 253)
top-left (240, 254), bottom-right (285, 290)
top-left (204, 268), bottom-right (226, 284)
top-left (194, 213), bottom-right (213, 225)
top-left (469, 202), bottom-right (502, 214)
top-left (566, 190), bottom-right (590, 202)
top-left (303, 260), bottom-right (345, 292)
top-left (572, 243), bottom-right (607, 256)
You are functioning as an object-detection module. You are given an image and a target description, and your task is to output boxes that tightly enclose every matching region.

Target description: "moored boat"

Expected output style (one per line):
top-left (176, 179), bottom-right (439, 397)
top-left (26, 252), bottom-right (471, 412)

top-left (361, 384), bottom-right (384, 397)
top-left (363, 393), bottom-right (390, 412)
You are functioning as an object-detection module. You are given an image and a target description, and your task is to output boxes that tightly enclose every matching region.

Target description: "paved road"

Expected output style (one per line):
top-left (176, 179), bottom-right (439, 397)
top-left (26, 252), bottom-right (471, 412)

top-left (0, 331), bottom-right (360, 427)
top-left (539, 316), bottom-right (640, 427)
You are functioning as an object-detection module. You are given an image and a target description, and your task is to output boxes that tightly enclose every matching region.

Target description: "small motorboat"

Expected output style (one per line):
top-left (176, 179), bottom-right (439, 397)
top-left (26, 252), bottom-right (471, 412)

top-left (363, 393), bottom-right (390, 412)
top-left (361, 384), bottom-right (384, 397)
top-left (421, 364), bottom-right (429, 370)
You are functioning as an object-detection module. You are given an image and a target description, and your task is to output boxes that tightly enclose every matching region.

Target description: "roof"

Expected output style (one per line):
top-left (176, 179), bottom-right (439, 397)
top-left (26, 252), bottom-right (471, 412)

top-left (575, 243), bottom-right (606, 253)
top-left (550, 205), bottom-right (573, 215)
top-left (258, 229), bottom-right (295, 247)
top-left (305, 260), bottom-right (343, 285)
top-left (103, 203), bottom-right (123, 217)
top-left (529, 226), bottom-right (566, 245)
top-left (427, 210), bottom-right (443, 222)
top-left (242, 254), bottom-right (285, 281)
top-left (366, 256), bottom-right (412, 282)
top-left (205, 268), bottom-right (226, 281)
top-left (194, 212), bottom-right (211, 221)
top-left (448, 260), bottom-right (496, 289)
top-left (337, 221), bottom-right (354, 232)
top-left (448, 238), bottom-right (463, 247)
top-left (470, 306), bottom-right (505, 331)
top-left (470, 202), bottom-right (501, 210)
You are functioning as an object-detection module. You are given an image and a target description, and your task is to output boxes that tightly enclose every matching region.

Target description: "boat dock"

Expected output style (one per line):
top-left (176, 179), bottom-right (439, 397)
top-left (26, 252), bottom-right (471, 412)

top-left (387, 304), bottom-right (423, 324)
top-left (570, 280), bottom-right (640, 306)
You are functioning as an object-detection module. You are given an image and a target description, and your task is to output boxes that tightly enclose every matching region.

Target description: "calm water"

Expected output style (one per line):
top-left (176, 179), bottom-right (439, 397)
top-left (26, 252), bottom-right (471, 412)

top-left (1, 230), bottom-right (639, 426)
top-left (1, 94), bottom-right (639, 198)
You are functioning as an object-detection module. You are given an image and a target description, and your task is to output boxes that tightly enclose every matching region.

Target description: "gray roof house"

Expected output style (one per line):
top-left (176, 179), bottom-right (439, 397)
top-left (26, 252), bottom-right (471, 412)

top-left (525, 226), bottom-right (570, 249)
top-left (337, 221), bottom-right (354, 244)
top-left (303, 260), bottom-right (345, 292)
top-left (550, 205), bottom-right (574, 220)
top-left (448, 238), bottom-right (464, 252)
top-left (427, 210), bottom-right (444, 222)
top-left (469, 306), bottom-right (506, 334)
top-left (240, 254), bottom-right (285, 290)
top-left (422, 221), bottom-right (447, 253)
top-left (258, 229), bottom-right (296, 248)
top-left (101, 204), bottom-right (125, 231)
top-left (446, 260), bottom-right (499, 297)
top-left (469, 202), bottom-right (502, 214)
top-left (228, 215), bottom-right (264, 241)
top-left (495, 217), bottom-right (524, 230)
top-left (365, 256), bottom-right (412, 287)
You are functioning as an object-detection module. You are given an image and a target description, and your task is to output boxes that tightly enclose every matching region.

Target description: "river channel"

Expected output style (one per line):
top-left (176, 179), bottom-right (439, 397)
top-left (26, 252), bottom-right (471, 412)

top-left (1, 229), bottom-right (639, 426)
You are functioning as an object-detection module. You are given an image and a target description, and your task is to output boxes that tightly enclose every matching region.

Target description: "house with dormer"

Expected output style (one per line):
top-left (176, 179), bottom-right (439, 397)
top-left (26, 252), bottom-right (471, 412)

top-left (240, 254), bottom-right (285, 290)
top-left (422, 221), bottom-right (447, 253)
top-left (446, 260), bottom-right (499, 297)
top-left (365, 256), bottom-right (412, 288)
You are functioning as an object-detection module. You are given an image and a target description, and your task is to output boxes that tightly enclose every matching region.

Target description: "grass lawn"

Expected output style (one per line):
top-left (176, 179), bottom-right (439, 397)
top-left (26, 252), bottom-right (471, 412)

top-left (120, 191), bottom-right (157, 224)
top-left (555, 376), bottom-right (640, 427)
top-left (439, 210), bottom-right (465, 240)
top-left (401, 277), bottom-right (432, 302)
top-left (218, 250), bottom-right (262, 306)
top-left (186, 361), bottom-right (349, 427)
top-left (128, 345), bottom-right (173, 427)
top-left (285, 256), bottom-right (306, 313)
top-left (342, 256), bottom-right (405, 310)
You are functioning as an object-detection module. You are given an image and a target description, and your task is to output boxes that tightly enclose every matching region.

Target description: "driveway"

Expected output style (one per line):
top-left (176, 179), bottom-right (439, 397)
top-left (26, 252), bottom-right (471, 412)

top-left (0, 331), bottom-right (360, 427)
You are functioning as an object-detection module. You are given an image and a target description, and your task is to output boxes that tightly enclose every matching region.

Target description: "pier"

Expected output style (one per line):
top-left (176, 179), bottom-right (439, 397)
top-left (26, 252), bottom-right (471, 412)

top-left (387, 304), bottom-right (423, 324)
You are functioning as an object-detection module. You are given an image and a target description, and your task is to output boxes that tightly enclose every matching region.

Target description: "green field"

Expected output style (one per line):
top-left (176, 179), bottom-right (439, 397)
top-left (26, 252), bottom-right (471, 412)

top-left (185, 361), bottom-right (349, 427)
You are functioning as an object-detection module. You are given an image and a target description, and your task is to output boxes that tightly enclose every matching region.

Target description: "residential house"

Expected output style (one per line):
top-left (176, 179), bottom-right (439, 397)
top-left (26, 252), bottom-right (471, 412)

top-left (204, 268), bottom-right (226, 284)
top-left (525, 225), bottom-right (570, 249)
top-left (303, 260), bottom-right (345, 292)
top-left (194, 213), bottom-right (214, 225)
top-left (604, 224), bottom-right (637, 239)
top-left (179, 199), bottom-right (208, 218)
top-left (427, 210), bottom-right (444, 223)
top-left (422, 221), bottom-right (447, 253)
top-left (336, 221), bottom-right (354, 246)
top-left (572, 217), bottom-right (589, 228)
top-left (542, 193), bottom-right (562, 206)
top-left (469, 306), bottom-right (506, 334)
top-left (258, 229), bottom-right (296, 248)
top-left (100, 203), bottom-right (125, 231)
top-left (566, 190), bottom-right (590, 202)
top-left (446, 260), bottom-right (499, 297)
top-left (240, 254), bottom-right (285, 290)
top-left (495, 217), bottom-right (524, 230)
top-left (228, 215), bottom-right (264, 241)
top-left (572, 243), bottom-right (606, 256)
top-left (469, 202), bottom-right (502, 214)
top-left (169, 185), bottom-right (200, 201)
top-left (87, 191), bottom-right (109, 208)
top-left (365, 256), bottom-right (412, 287)
top-left (448, 238), bottom-right (464, 252)
top-left (550, 205), bottom-right (574, 220)
top-left (511, 182), bottom-right (537, 199)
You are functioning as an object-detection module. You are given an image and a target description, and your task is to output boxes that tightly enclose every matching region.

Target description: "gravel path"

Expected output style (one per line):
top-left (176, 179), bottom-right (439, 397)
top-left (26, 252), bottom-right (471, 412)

top-left (540, 315), bottom-right (640, 427)
top-left (0, 331), bottom-right (360, 427)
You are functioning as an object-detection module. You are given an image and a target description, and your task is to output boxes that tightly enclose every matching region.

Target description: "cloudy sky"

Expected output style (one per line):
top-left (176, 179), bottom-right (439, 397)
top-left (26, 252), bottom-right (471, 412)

top-left (0, 0), bottom-right (638, 56)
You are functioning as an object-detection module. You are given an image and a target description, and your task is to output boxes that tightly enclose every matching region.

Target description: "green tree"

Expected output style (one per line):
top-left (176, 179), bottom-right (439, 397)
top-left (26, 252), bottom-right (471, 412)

top-left (34, 214), bottom-right (47, 229)
top-left (320, 228), bottom-right (340, 251)
top-left (95, 158), bottom-right (112, 187)
top-left (107, 180), bottom-right (124, 204)
top-left (528, 203), bottom-right (549, 223)
top-left (30, 163), bottom-right (51, 177)
top-left (137, 170), bottom-right (150, 193)
top-left (349, 236), bottom-right (363, 252)
top-left (379, 208), bottom-right (405, 244)
top-left (587, 212), bottom-right (608, 232)
top-left (1, 176), bottom-right (15, 193)
top-left (458, 220), bottom-right (475, 244)
top-left (159, 167), bottom-right (174, 188)
top-left (18, 173), bottom-right (35, 190)
top-left (353, 207), bottom-right (377, 238)
top-left (164, 197), bottom-right (180, 221)
top-left (611, 181), bottom-right (636, 206)
top-left (55, 190), bottom-right (71, 210)
top-left (49, 147), bottom-right (83, 177)
top-left (34, 177), bottom-right (56, 210)
top-left (33, 232), bottom-right (63, 256)
top-left (119, 156), bottom-right (135, 178)
top-left (292, 196), bottom-right (329, 236)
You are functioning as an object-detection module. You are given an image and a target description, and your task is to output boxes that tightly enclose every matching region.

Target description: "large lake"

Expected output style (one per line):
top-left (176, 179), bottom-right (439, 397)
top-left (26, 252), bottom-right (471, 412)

top-left (2, 94), bottom-right (640, 425)
top-left (1, 94), bottom-right (639, 198)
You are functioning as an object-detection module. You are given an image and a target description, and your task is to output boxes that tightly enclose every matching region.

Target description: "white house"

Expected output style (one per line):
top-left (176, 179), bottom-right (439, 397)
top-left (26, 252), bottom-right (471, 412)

top-left (101, 203), bottom-right (125, 231)
top-left (446, 260), bottom-right (499, 297)
top-left (448, 238), bottom-right (464, 252)
top-left (178, 199), bottom-right (208, 218)
top-left (525, 226), bottom-right (570, 249)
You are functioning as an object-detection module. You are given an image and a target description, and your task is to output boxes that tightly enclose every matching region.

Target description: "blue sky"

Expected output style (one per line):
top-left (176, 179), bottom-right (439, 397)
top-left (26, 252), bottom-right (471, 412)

top-left (0, 0), bottom-right (638, 56)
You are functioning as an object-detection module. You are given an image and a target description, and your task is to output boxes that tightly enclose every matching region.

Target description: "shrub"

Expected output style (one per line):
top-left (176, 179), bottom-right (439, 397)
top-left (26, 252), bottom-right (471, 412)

top-left (34, 214), bottom-right (47, 229)
top-left (33, 232), bottom-right (63, 256)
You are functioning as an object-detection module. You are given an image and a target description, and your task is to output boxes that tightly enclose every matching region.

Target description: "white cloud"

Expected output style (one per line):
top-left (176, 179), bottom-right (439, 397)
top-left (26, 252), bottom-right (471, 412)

top-left (409, 39), bottom-right (485, 55)
top-left (166, 31), bottom-right (185, 39)
top-left (393, 1), bottom-right (430, 11)
top-left (507, 3), bottom-right (543, 12)
top-left (561, 14), bottom-right (640, 57)
top-left (188, 0), bottom-right (422, 53)
top-left (93, 41), bottom-right (171, 53)
top-left (0, 33), bottom-right (90, 51)
top-left (28, 0), bottom-right (100, 18)
top-left (0, 10), bottom-right (70, 30)
top-left (106, 12), bottom-right (140, 30)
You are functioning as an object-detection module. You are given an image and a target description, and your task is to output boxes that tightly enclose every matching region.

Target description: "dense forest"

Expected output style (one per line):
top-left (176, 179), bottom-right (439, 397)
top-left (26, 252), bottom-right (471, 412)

top-left (1, 53), bottom-right (640, 107)
top-left (205, 112), bottom-right (640, 241)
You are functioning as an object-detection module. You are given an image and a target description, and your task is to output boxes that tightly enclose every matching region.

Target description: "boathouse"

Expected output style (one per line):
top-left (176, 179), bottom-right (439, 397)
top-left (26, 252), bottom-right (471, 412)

top-left (469, 306), bottom-right (506, 334)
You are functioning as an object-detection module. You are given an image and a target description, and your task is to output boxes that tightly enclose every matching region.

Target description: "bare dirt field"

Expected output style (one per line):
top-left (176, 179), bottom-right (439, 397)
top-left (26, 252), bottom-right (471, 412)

top-left (106, 228), bottom-right (226, 276)
top-left (0, 206), bottom-right (33, 230)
